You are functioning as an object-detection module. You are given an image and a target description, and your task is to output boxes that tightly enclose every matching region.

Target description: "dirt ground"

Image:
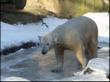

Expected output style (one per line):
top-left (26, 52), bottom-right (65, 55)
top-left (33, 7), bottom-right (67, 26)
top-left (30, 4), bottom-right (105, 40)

top-left (1, 43), bottom-right (109, 81)
top-left (1, 0), bottom-right (50, 24)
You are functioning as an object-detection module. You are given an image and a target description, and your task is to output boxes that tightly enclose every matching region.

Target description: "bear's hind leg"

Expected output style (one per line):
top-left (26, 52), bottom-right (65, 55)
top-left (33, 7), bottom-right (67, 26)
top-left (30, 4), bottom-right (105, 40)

top-left (87, 40), bottom-right (97, 60)
top-left (51, 47), bottom-right (64, 73)
top-left (75, 45), bottom-right (87, 69)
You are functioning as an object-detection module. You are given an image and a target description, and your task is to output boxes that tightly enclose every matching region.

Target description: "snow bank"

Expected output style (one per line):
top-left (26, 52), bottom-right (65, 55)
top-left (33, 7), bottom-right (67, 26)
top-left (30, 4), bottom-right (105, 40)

top-left (1, 16), bottom-right (67, 50)
top-left (1, 12), bottom-right (109, 50)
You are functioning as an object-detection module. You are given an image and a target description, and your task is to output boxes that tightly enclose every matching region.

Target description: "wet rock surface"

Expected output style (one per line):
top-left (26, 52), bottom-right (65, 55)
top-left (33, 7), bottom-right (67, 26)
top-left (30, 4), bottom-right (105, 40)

top-left (1, 43), bottom-right (109, 81)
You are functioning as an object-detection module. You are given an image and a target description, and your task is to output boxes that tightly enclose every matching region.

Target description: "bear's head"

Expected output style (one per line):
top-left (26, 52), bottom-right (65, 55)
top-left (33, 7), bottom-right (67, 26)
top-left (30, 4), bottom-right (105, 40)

top-left (39, 34), bottom-right (54, 55)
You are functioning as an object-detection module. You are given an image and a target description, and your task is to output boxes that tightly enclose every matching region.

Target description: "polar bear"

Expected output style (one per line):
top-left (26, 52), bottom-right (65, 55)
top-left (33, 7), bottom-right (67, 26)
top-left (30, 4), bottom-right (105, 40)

top-left (39, 16), bottom-right (98, 73)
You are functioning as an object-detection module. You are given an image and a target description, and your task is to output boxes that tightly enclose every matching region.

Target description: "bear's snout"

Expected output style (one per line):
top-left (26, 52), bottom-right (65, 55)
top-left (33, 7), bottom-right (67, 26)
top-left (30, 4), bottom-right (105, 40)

top-left (41, 46), bottom-right (49, 55)
top-left (42, 50), bottom-right (47, 54)
top-left (42, 49), bottom-right (48, 54)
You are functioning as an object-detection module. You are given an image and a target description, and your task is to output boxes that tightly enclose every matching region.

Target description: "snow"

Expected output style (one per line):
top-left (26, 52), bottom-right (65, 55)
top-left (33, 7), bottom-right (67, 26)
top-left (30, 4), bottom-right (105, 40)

top-left (1, 16), bottom-right (68, 50)
top-left (1, 76), bottom-right (30, 81)
top-left (1, 12), bottom-right (109, 50)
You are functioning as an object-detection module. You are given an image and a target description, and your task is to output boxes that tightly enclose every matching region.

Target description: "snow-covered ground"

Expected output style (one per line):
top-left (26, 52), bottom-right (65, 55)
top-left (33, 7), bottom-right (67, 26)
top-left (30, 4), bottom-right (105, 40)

top-left (1, 17), bottom-right (68, 50)
top-left (1, 12), bottom-right (109, 50)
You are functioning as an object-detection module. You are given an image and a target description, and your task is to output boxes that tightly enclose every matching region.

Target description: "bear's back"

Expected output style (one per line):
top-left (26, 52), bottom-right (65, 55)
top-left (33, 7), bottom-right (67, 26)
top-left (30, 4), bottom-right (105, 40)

top-left (51, 16), bottom-right (98, 48)
top-left (53, 16), bottom-right (97, 35)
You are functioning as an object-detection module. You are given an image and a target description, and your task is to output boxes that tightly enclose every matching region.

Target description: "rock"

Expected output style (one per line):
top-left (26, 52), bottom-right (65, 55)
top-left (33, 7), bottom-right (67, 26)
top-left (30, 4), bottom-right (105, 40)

top-left (74, 58), bottom-right (109, 77)
top-left (53, 57), bottom-right (109, 81)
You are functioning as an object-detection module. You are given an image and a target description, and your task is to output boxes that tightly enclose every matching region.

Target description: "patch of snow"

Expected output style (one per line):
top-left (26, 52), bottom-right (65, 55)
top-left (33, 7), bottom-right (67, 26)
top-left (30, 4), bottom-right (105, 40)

top-left (1, 16), bottom-right (67, 50)
top-left (1, 12), bottom-right (109, 50)
top-left (1, 76), bottom-right (30, 81)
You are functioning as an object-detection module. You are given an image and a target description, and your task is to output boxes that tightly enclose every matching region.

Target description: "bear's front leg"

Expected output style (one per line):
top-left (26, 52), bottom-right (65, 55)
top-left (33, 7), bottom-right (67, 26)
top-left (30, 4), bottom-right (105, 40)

top-left (51, 47), bottom-right (64, 73)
